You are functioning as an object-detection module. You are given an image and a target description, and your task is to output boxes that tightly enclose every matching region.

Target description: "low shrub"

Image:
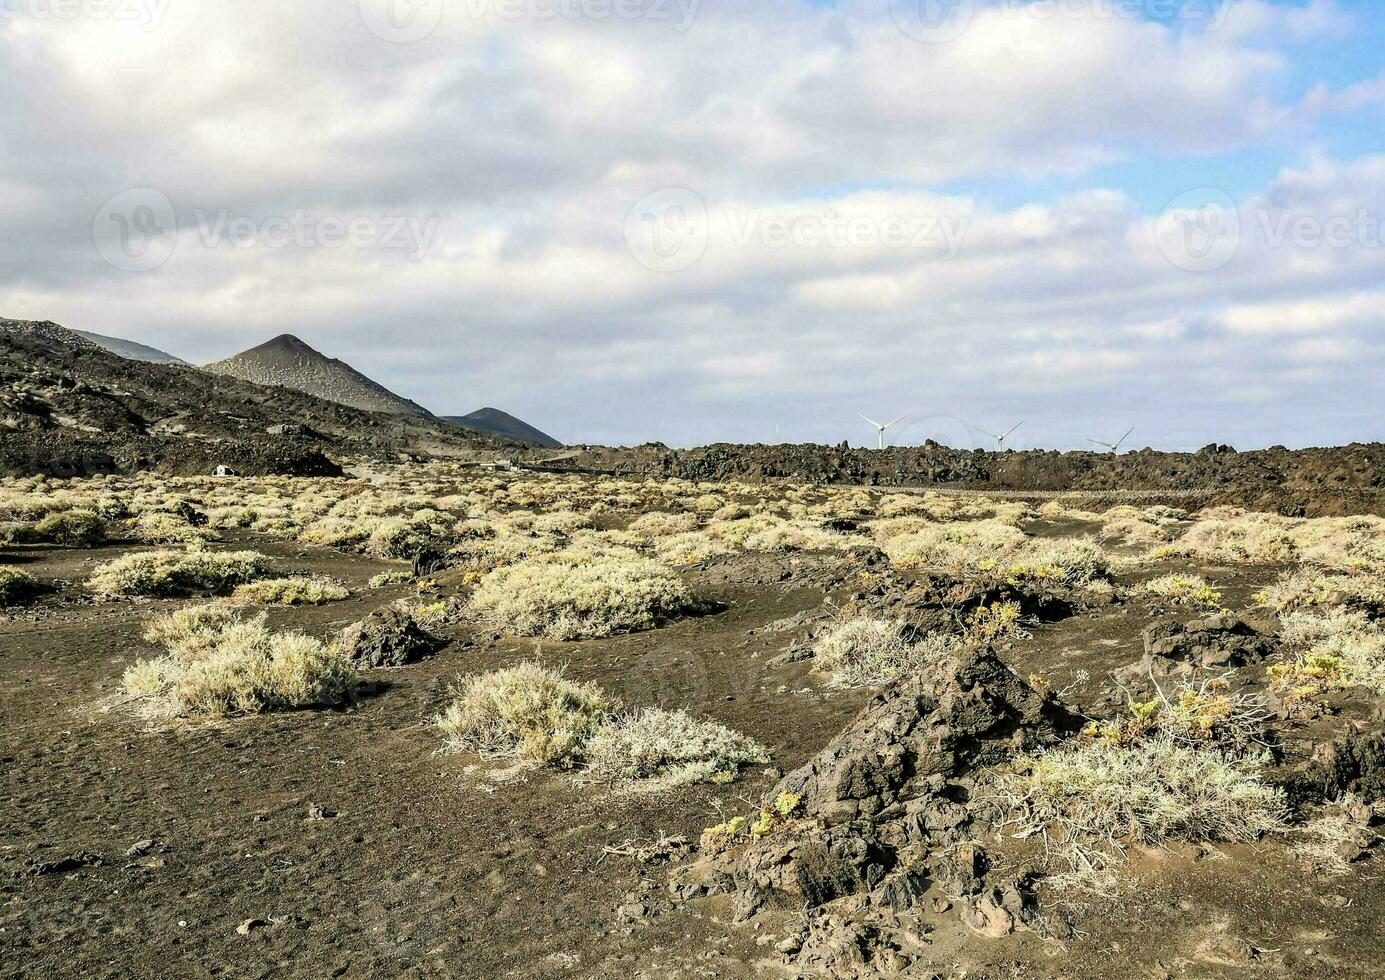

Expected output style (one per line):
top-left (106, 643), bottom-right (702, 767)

top-left (232, 576), bottom-right (349, 605)
top-left (126, 604), bottom-right (357, 718)
top-left (1270, 609), bottom-right (1385, 707)
top-left (131, 511), bottom-right (211, 545)
top-left (466, 547), bottom-right (697, 640)
top-left (1255, 570), bottom-right (1385, 618)
top-left (34, 510), bottom-right (106, 547)
top-left (1138, 574), bottom-right (1222, 608)
top-left (812, 617), bottom-right (952, 688)
top-left (0, 566), bottom-right (44, 606)
top-left (437, 661), bottom-right (611, 766)
top-left (369, 569), bottom-right (414, 588)
top-left (987, 735), bottom-right (1285, 889)
top-left (582, 708), bottom-right (768, 787)
top-left (88, 549), bottom-right (274, 597)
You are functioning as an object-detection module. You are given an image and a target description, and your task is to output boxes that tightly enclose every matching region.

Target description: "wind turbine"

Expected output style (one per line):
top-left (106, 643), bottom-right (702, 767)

top-left (1088, 427), bottom-right (1135, 454)
top-left (859, 413), bottom-right (907, 450)
top-left (981, 421), bottom-right (1024, 451)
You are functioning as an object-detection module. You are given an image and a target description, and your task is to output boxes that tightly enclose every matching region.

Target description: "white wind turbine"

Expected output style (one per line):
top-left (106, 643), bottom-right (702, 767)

top-left (1088, 427), bottom-right (1135, 454)
top-left (981, 421), bottom-right (1024, 451)
top-left (859, 413), bottom-right (907, 450)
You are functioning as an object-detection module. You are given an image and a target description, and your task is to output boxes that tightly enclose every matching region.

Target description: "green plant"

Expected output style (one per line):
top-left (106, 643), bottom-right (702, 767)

top-left (1138, 574), bottom-right (1223, 608)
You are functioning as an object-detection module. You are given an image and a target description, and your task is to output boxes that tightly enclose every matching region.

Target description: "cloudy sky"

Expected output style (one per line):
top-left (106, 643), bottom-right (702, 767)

top-left (2, 0), bottom-right (1382, 450)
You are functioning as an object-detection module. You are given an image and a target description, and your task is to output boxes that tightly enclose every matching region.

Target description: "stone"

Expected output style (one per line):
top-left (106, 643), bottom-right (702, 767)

top-left (339, 607), bottom-right (444, 668)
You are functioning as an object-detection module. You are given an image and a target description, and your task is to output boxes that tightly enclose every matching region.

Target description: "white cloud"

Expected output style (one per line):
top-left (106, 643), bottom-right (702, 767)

top-left (1, 1), bottom-right (1383, 449)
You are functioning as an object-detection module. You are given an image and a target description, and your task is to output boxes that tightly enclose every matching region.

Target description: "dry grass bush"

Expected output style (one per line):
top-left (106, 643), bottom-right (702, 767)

top-left (1137, 574), bottom-right (1223, 608)
top-left (1169, 509), bottom-right (1385, 573)
top-left (131, 511), bottom-right (213, 545)
top-left (582, 708), bottom-right (769, 788)
top-left (703, 514), bottom-right (868, 553)
top-left (871, 517), bottom-right (1029, 572)
top-left (232, 576), bottom-right (350, 605)
top-left (811, 617), bottom-right (954, 688)
top-left (393, 595), bottom-right (463, 632)
top-left (126, 603), bottom-right (356, 719)
top-left (1270, 609), bottom-right (1385, 707)
top-left (962, 600), bottom-right (1029, 645)
top-left (1085, 676), bottom-right (1271, 755)
top-left (629, 511), bottom-right (701, 538)
top-left (1255, 569), bottom-right (1385, 618)
top-left (1099, 505), bottom-right (1183, 548)
top-left (34, 510), bottom-right (106, 547)
top-left (88, 549), bottom-right (274, 597)
top-left (0, 566), bottom-right (44, 606)
top-left (369, 569), bottom-right (414, 589)
top-left (437, 663), bottom-right (768, 785)
top-left (436, 662), bottom-right (611, 766)
top-left (987, 735), bottom-right (1285, 889)
top-left (466, 546), bottom-right (697, 640)
top-left (989, 538), bottom-right (1112, 588)
top-left (652, 530), bottom-right (736, 566)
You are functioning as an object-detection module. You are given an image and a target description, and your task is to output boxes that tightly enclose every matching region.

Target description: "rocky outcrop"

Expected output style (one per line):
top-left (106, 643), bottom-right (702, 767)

top-left (675, 648), bottom-right (1084, 975)
top-left (339, 607), bottom-right (444, 668)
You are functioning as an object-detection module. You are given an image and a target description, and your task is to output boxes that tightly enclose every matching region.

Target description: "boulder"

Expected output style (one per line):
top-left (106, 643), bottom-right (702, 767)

top-left (1142, 613), bottom-right (1273, 669)
top-left (339, 607), bottom-right (443, 668)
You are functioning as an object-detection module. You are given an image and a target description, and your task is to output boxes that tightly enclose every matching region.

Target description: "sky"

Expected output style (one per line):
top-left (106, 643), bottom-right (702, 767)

top-left (1, 0), bottom-right (1383, 451)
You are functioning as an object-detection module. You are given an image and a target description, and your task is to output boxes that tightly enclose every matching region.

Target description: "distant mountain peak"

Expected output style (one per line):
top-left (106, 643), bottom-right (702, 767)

top-left (442, 407), bottom-right (562, 448)
top-left (202, 334), bottom-right (431, 418)
top-left (262, 333), bottom-right (312, 351)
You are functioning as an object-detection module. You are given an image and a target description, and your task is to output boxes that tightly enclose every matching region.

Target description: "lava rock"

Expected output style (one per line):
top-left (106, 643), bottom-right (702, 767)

top-left (339, 607), bottom-right (444, 668)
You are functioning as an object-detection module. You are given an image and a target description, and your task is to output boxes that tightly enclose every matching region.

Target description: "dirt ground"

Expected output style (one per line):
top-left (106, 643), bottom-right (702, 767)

top-left (4, 521), bottom-right (1385, 978)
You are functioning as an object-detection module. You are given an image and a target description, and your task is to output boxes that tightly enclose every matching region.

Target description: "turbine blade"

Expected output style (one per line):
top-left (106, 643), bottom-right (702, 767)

top-left (858, 413), bottom-right (882, 428)
top-left (1003, 421), bottom-right (1024, 439)
top-left (885, 415), bottom-right (907, 428)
